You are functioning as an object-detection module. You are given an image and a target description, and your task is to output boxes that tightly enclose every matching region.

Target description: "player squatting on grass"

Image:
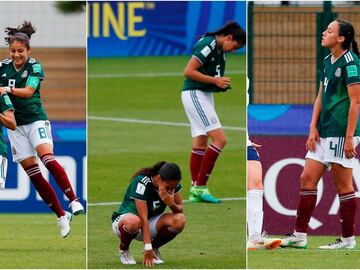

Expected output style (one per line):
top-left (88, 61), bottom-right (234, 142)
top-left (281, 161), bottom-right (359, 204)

top-left (112, 162), bottom-right (185, 266)
top-left (181, 22), bottom-right (246, 203)
top-left (281, 19), bottom-right (360, 250)
top-left (0, 21), bottom-right (85, 238)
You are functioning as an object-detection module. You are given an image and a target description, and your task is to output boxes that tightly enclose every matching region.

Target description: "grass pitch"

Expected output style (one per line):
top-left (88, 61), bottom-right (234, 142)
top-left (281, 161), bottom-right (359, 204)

top-left (88, 54), bottom-right (246, 268)
top-left (248, 235), bottom-right (360, 269)
top-left (0, 213), bottom-right (86, 269)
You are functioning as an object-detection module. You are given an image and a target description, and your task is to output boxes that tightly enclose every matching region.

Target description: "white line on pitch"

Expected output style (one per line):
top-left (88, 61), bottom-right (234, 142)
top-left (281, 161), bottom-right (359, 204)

top-left (88, 197), bottom-right (245, 206)
top-left (88, 70), bottom-right (245, 79)
top-left (88, 116), bottom-right (245, 131)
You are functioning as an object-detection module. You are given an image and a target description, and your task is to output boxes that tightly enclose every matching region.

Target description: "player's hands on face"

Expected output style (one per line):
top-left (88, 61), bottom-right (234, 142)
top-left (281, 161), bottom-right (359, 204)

top-left (344, 137), bottom-right (357, 159)
top-left (214, 76), bottom-right (231, 89)
top-left (306, 126), bottom-right (320, 152)
top-left (158, 184), bottom-right (175, 206)
top-left (143, 249), bottom-right (154, 267)
top-left (251, 142), bottom-right (262, 148)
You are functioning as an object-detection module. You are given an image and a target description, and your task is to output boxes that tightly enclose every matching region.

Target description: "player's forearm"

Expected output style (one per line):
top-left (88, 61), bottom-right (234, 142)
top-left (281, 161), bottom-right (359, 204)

top-left (346, 101), bottom-right (360, 139)
top-left (184, 69), bottom-right (216, 85)
top-left (310, 94), bottom-right (322, 128)
top-left (139, 217), bottom-right (152, 244)
top-left (0, 113), bottom-right (16, 130)
top-left (11, 87), bottom-right (34, 98)
top-left (168, 203), bottom-right (183, 213)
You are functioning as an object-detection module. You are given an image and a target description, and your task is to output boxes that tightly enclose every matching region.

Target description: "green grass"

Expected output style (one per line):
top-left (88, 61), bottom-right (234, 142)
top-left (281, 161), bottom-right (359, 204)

top-left (248, 236), bottom-right (360, 269)
top-left (0, 213), bottom-right (86, 269)
top-left (88, 54), bottom-right (246, 268)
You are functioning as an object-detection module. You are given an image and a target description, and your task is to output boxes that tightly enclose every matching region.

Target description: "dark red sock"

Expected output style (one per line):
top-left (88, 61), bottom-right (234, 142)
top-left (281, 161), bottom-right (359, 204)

top-left (190, 148), bottom-right (205, 186)
top-left (25, 164), bottom-right (65, 218)
top-left (196, 144), bottom-right (222, 186)
top-left (152, 226), bottom-right (179, 249)
top-left (119, 224), bottom-right (138, 251)
top-left (41, 153), bottom-right (77, 202)
top-left (295, 189), bottom-right (317, 233)
top-left (339, 191), bottom-right (356, 238)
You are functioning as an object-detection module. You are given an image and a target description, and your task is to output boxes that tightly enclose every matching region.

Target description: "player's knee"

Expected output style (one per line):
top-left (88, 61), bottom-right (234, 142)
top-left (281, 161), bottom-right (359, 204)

top-left (300, 172), bottom-right (316, 189)
top-left (123, 215), bottom-right (141, 233)
top-left (172, 213), bottom-right (186, 232)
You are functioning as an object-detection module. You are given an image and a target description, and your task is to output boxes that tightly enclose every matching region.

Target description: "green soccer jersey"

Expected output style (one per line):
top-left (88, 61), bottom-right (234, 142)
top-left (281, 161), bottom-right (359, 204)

top-left (182, 35), bottom-right (226, 92)
top-left (318, 50), bottom-right (360, 137)
top-left (0, 94), bottom-right (14, 156)
top-left (112, 175), bottom-right (182, 222)
top-left (0, 58), bottom-right (47, 126)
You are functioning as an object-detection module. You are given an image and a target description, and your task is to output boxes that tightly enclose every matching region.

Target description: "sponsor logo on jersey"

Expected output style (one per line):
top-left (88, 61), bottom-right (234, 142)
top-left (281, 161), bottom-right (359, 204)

top-left (21, 70), bottom-right (28, 78)
top-left (201, 46), bottom-right (211, 58)
top-left (211, 117), bottom-right (218, 124)
top-left (335, 68), bottom-right (341, 77)
top-left (211, 57), bottom-right (214, 62)
top-left (1, 73), bottom-right (6, 77)
top-left (153, 200), bottom-right (160, 210)
top-left (136, 183), bottom-right (146, 195)
top-left (11, 147), bottom-right (16, 155)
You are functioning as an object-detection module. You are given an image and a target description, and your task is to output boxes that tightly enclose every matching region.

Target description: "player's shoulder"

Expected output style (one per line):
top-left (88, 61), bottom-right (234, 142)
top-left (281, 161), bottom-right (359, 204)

top-left (195, 35), bottom-right (216, 50)
top-left (1, 58), bottom-right (13, 66)
top-left (28, 57), bottom-right (41, 65)
top-left (343, 50), bottom-right (360, 65)
top-left (132, 175), bottom-right (152, 186)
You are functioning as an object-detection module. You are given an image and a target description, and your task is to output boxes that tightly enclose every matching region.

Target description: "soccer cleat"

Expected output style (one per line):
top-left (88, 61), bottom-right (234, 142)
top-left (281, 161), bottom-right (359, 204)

top-left (153, 248), bottom-right (164, 264)
top-left (69, 199), bottom-right (85, 215)
top-left (57, 211), bottom-right (72, 238)
top-left (247, 232), bottom-right (282, 250)
top-left (318, 238), bottom-right (356, 250)
top-left (189, 186), bottom-right (221, 203)
top-left (119, 250), bottom-right (136, 265)
top-left (280, 233), bottom-right (307, 249)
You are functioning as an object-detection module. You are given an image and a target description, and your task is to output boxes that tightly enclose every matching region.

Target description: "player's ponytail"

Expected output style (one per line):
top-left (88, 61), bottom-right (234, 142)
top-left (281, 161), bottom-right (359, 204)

top-left (131, 161), bottom-right (167, 180)
top-left (4, 21), bottom-right (35, 49)
top-left (336, 19), bottom-right (359, 57)
top-left (352, 39), bottom-right (360, 57)
top-left (205, 21), bottom-right (246, 44)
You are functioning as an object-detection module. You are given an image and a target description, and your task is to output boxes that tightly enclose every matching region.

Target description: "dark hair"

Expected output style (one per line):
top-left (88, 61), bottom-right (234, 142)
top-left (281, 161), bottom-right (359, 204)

top-left (336, 19), bottom-right (359, 57)
top-left (132, 161), bottom-right (181, 181)
top-left (205, 21), bottom-right (246, 45)
top-left (5, 21), bottom-right (36, 49)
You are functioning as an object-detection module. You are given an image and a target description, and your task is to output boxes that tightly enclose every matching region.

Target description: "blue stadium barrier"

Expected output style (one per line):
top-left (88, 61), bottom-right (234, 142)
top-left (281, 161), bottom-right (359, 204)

top-left (88, 1), bottom-right (246, 57)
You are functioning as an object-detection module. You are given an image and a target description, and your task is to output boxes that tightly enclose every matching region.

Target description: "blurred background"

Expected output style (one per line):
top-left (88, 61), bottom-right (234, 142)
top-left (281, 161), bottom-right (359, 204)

top-left (87, 1), bottom-right (246, 268)
top-left (0, 1), bottom-right (86, 268)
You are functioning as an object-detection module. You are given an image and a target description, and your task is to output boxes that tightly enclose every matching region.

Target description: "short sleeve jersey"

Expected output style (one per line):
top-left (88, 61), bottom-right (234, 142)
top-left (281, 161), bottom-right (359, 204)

top-left (0, 58), bottom-right (47, 125)
top-left (318, 50), bottom-right (360, 137)
top-left (182, 35), bottom-right (226, 92)
top-left (0, 93), bottom-right (14, 156)
top-left (112, 175), bottom-right (182, 222)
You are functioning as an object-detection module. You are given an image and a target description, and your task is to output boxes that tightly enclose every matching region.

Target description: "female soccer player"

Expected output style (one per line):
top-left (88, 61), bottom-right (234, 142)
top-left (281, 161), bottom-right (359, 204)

top-left (0, 21), bottom-right (84, 238)
top-left (246, 79), bottom-right (281, 250)
top-left (112, 161), bottom-right (185, 266)
top-left (0, 87), bottom-right (16, 189)
top-left (182, 22), bottom-right (246, 203)
top-left (281, 19), bottom-right (360, 249)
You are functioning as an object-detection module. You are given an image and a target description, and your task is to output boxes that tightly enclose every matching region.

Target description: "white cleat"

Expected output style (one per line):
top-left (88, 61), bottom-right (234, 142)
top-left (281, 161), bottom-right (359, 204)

top-left (247, 232), bottom-right (282, 250)
top-left (153, 248), bottom-right (164, 264)
top-left (69, 200), bottom-right (85, 215)
top-left (319, 238), bottom-right (356, 250)
top-left (280, 233), bottom-right (307, 249)
top-left (57, 211), bottom-right (72, 238)
top-left (119, 250), bottom-right (136, 265)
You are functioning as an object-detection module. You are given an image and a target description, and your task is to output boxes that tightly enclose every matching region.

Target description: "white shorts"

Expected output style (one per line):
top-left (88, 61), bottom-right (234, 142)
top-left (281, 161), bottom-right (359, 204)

top-left (181, 90), bottom-right (222, 137)
top-left (306, 137), bottom-right (360, 169)
top-left (8, 120), bottom-right (53, 163)
top-left (0, 156), bottom-right (8, 189)
top-left (112, 213), bottom-right (163, 241)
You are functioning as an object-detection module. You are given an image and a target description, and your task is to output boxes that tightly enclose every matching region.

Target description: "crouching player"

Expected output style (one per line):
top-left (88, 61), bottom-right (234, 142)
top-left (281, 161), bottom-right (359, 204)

top-left (112, 161), bottom-right (186, 266)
